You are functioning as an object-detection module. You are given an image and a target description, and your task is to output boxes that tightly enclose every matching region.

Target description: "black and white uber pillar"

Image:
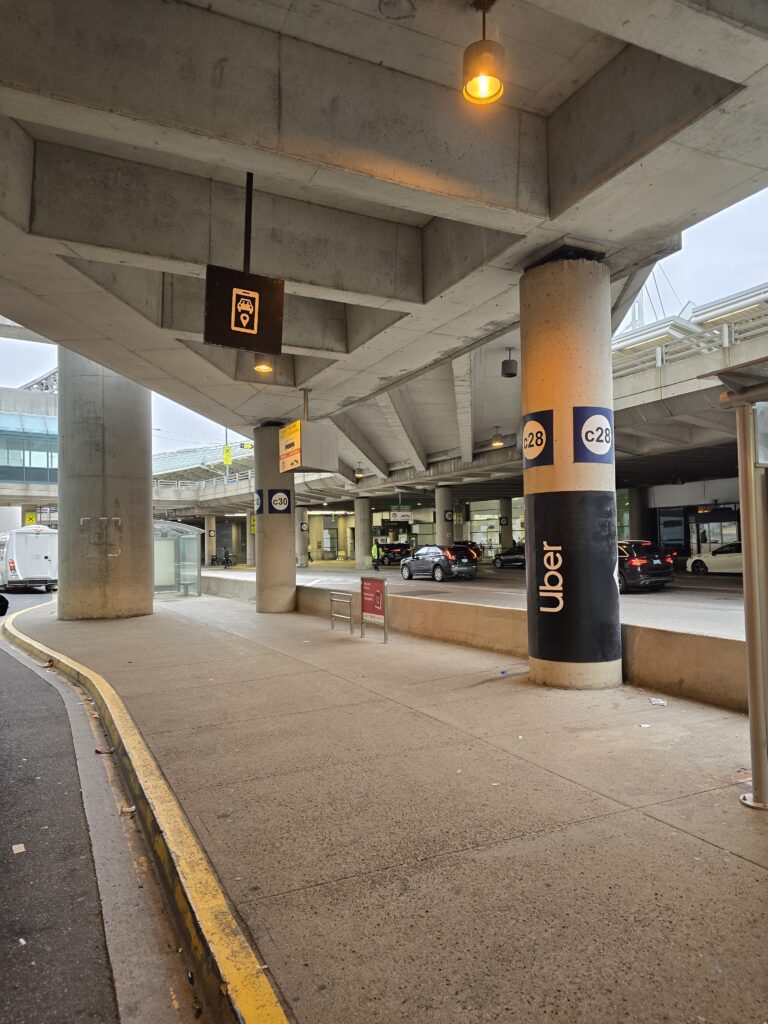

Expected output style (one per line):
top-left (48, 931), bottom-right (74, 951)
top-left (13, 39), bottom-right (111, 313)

top-left (520, 258), bottom-right (621, 689)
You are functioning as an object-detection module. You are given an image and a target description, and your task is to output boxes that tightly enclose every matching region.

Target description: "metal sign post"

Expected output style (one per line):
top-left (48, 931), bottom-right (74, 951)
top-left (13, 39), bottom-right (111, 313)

top-left (735, 402), bottom-right (768, 809)
top-left (361, 576), bottom-right (388, 643)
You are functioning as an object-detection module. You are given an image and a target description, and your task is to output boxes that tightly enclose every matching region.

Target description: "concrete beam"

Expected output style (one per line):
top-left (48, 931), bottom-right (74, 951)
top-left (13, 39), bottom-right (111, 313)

top-left (548, 45), bottom-right (740, 217)
top-left (71, 261), bottom-right (349, 358)
top-left (330, 413), bottom-right (389, 479)
top-left (376, 391), bottom-right (428, 473)
top-left (0, 0), bottom-right (547, 230)
top-left (452, 354), bottom-right (474, 464)
top-left (28, 143), bottom-right (423, 307)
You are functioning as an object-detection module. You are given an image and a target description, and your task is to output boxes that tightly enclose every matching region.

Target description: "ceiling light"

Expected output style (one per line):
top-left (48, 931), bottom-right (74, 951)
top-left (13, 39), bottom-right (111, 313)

top-left (463, 4), bottom-right (505, 106)
top-left (491, 426), bottom-right (504, 448)
top-left (501, 347), bottom-right (518, 378)
top-left (354, 464), bottom-right (364, 480)
top-left (254, 355), bottom-right (273, 375)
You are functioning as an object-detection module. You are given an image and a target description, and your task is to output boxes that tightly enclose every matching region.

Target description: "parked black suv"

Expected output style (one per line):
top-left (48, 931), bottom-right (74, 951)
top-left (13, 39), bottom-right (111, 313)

top-left (493, 546), bottom-right (525, 569)
top-left (400, 545), bottom-right (478, 582)
top-left (618, 540), bottom-right (674, 592)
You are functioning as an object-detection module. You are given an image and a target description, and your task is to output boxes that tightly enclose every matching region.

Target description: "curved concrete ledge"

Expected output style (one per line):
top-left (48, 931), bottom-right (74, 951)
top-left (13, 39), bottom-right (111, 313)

top-left (2, 606), bottom-right (290, 1024)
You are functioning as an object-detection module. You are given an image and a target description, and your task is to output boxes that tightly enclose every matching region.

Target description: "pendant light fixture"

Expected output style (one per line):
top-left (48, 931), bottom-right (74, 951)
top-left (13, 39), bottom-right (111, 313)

top-left (463, 2), bottom-right (505, 106)
top-left (254, 355), bottom-right (273, 375)
top-left (491, 426), bottom-right (504, 449)
top-left (354, 464), bottom-right (365, 480)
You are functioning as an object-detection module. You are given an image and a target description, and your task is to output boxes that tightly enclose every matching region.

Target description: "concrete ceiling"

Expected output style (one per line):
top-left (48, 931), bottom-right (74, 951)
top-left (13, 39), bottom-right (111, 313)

top-left (0, 0), bottom-right (766, 501)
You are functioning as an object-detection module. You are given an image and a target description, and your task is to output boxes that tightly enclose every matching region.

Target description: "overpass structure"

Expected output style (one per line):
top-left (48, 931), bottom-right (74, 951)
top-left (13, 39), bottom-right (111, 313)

top-left (5, 280), bottom-right (768, 516)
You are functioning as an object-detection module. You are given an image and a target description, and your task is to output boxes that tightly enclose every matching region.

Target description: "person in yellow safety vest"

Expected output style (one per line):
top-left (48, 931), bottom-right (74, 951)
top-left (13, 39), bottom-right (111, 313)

top-left (371, 540), bottom-right (380, 571)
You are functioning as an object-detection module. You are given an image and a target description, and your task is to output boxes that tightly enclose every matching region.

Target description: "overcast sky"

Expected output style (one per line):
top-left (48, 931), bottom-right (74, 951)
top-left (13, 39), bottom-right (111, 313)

top-left (2, 186), bottom-right (767, 452)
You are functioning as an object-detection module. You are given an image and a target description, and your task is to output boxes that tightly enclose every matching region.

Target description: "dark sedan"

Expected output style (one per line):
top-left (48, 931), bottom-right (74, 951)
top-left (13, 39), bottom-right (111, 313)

top-left (378, 542), bottom-right (412, 565)
top-left (493, 547), bottom-right (526, 569)
top-left (400, 545), bottom-right (478, 582)
top-left (618, 540), bottom-right (674, 592)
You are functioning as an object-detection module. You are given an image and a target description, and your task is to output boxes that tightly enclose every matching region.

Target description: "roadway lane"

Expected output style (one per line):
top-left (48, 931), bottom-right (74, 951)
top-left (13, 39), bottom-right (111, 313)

top-left (289, 566), bottom-right (746, 640)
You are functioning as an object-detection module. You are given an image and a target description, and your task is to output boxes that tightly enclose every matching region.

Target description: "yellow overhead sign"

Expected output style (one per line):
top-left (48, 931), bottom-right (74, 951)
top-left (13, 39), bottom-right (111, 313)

top-left (24, 512), bottom-right (36, 526)
top-left (222, 445), bottom-right (233, 466)
top-left (278, 420), bottom-right (301, 473)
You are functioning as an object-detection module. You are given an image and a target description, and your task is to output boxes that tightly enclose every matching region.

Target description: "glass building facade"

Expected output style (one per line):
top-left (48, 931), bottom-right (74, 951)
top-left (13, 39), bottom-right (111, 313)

top-left (0, 412), bottom-right (58, 484)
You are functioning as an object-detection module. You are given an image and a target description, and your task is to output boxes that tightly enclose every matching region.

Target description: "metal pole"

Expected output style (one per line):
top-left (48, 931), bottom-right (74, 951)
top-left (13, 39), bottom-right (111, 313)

top-left (243, 172), bottom-right (253, 275)
top-left (302, 388), bottom-right (310, 421)
top-left (735, 402), bottom-right (768, 809)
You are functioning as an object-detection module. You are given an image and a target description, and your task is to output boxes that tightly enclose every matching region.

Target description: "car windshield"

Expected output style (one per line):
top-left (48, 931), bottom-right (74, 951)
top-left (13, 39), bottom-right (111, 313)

top-left (627, 542), bottom-right (665, 557)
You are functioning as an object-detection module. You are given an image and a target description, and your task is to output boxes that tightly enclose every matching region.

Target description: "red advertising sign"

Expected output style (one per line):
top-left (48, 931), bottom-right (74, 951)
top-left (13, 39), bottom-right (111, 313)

top-left (361, 576), bottom-right (386, 626)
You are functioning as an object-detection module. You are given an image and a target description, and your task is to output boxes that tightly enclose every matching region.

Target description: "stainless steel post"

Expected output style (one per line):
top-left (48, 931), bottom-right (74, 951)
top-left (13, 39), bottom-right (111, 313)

top-left (735, 403), bottom-right (768, 809)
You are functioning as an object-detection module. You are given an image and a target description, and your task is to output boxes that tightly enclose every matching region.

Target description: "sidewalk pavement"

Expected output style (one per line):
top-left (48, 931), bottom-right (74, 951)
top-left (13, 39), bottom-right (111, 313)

top-left (14, 596), bottom-right (768, 1024)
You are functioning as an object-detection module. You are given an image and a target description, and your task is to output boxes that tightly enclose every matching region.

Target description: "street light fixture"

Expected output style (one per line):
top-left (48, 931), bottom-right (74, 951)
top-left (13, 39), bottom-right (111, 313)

top-left (463, 3), bottom-right (505, 106)
top-left (354, 464), bottom-right (365, 480)
top-left (491, 427), bottom-right (504, 448)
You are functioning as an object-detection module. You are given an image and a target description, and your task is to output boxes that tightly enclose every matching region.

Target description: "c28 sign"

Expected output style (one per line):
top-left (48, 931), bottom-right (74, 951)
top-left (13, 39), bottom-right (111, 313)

top-left (573, 407), bottom-right (614, 464)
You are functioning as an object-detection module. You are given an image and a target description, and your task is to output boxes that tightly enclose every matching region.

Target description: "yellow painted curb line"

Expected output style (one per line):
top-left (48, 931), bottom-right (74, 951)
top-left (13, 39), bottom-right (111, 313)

top-left (4, 606), bottom-right (290, 1024)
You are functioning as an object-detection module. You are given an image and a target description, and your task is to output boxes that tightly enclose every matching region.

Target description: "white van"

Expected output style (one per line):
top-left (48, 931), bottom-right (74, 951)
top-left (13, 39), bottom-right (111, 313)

top-left (0, 525), bottom-right (58, 591)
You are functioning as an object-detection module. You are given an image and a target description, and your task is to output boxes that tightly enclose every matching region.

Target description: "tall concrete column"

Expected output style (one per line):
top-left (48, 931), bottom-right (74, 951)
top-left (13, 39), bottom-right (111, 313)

top-left (435, 487), bottom-right (453, 546)
top-left (58, 349), bottom-right (153, 620)
top-left (628, 487), bottom-right (650, 539)
top-left (254, 425), bottom-right (295, 612)
top-left (204, 515), bottom-right (217, 565)
top-left (246, 514), bottom-right (255, 566)
top-left (499, 498), bottom-right (514, 548)
top-left (295, 507), bottom-right (309, 567)
top-left (354, 497), bottom-right (372, 570)
top-left (520, 258), bottom-right (621, 689)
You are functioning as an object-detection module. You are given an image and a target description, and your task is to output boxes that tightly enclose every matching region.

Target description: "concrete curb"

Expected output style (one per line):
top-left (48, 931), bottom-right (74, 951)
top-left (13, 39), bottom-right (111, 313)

top-left (3, 606), bottom-right (291, 1024)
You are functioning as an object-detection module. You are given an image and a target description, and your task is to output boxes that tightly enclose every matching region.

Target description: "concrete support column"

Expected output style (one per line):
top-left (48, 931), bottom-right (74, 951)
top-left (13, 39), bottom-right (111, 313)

top-left (354, 497), bottom-right (372, 570)
top-left (435, 487), bottom-right (454, 546)
top-left (628, 487), bottom-right (650, 539)
top-left (520, 258), bottom-right (621, 689)
top-left (295, 507), bottom-right (309, 567)
top-left (204, 515), bottom-right (217, 565)
top-left (499, 498), bottom-right (514, 548)
top-left (254, 425), bottom-right (295, 612)
top-left (246, 514), bottom-right (255, 566)
top-left (58, 349), bottom-right (153, 620)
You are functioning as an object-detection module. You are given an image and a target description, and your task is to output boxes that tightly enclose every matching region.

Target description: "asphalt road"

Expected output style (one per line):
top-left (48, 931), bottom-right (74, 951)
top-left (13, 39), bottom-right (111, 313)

top-left (0, 636), bottom-right (119, 1024)
top-left (292, 565), bottom-right (746, 640)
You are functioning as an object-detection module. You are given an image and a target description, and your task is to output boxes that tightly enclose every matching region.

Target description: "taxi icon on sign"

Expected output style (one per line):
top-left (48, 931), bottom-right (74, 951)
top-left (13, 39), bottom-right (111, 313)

top-left (231, 288), bottom-right (259, 334)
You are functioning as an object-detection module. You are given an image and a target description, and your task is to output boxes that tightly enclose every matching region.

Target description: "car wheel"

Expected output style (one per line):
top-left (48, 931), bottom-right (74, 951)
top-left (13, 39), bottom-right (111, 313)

top-left (45, 585), bottom-right (56, 592)
top-left (493, 557), bottom-right (502, 568)
top-left (618, 573), bottom-right (627, 594)
top-left (401, 564), bottom-right (412, 580)
top-left (381, 555), bottom-right (390, 565)
top-left (692, 560), bottom-right (708, 575)
top-left (433, 565), bottom-right (445, 582)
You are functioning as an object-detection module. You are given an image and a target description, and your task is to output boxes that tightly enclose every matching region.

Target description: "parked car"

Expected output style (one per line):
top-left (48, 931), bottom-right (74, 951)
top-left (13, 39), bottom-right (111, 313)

top-left (686, 542), bottom-right (742, 575)
top-left (0, 525), bottom-right (58, 592)
top-left (377, 542), bottom-right (412, 565)
top-left (453, 540), bottom-right (484, 558)
top-left (617, 540), bottom-right (674, 592)
top-left (493, 546), bottom-right (526, 569)
top-left (400, 545), bottom-right (478, 582)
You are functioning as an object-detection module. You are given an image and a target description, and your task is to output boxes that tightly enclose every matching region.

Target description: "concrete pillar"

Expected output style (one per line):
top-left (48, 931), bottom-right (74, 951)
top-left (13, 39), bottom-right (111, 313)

top-left (354, 497), bottom-right (372, 570)
top-left (20, 504), bottom-right (37, 527)
top-left (58, 349), bottom-right (153, 620)
top-left (435, 487), bottom-right (454, 546)
top-left (204, 515), bottom-right (217, 565)
top-left (520, 258), bottom-right (621, 689)
top-left (246, 513), bottom-right (255, 566)
top-left (254, 425), bottom-right (295, 612)
top-left (499, 498), bottom-right (514, 549)
top-left (628, 487), bottom-right (649, 539)
top-left (295, 507), bottom-right (309, 567)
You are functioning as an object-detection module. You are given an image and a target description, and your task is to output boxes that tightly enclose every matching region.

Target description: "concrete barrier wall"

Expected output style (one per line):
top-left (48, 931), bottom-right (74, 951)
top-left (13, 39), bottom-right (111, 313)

top-left (622, 624), bottom-right (747, 713)
top-left (204, 578), bottom-right (748, 712)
